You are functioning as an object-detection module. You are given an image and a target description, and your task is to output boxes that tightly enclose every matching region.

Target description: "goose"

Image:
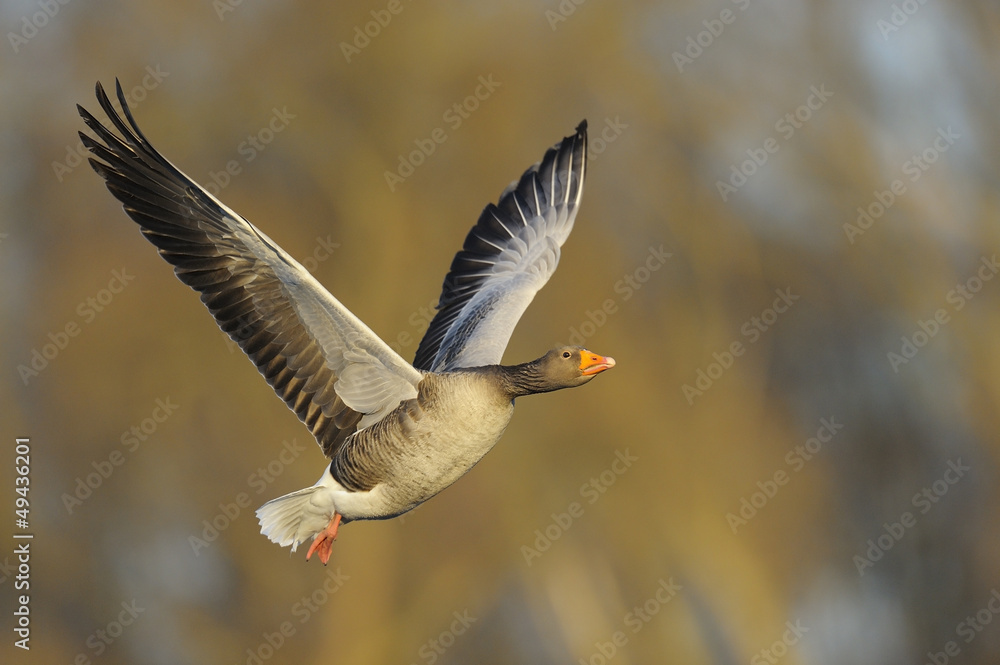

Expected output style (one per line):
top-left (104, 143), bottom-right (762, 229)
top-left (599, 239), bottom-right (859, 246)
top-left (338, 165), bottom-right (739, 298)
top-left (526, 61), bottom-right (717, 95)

top-left (78, 80), bottom-right (615, 564)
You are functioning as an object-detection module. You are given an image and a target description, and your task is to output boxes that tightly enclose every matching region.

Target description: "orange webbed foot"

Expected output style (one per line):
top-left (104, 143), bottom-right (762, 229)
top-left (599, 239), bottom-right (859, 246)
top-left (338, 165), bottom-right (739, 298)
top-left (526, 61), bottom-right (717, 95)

top-left (305, 513), bottom-right (342, 565)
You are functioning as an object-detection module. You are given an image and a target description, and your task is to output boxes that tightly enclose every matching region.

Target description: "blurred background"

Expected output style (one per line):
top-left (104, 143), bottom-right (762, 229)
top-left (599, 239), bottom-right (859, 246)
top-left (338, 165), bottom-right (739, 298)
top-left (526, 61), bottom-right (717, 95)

top-left (2, 0), bottom-right (1000, 663)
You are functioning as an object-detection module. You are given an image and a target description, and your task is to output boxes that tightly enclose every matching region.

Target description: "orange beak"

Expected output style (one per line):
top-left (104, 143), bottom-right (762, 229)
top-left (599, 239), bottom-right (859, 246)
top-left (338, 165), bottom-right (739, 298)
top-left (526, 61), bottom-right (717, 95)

top-left (579, 350), bottom-right (616, 376)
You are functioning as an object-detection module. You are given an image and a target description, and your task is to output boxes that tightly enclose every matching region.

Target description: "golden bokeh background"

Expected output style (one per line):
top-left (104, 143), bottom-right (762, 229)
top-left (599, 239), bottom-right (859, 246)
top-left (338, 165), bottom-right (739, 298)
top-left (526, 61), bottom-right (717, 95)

top-left (3, 1), bottom-right (1000, 663)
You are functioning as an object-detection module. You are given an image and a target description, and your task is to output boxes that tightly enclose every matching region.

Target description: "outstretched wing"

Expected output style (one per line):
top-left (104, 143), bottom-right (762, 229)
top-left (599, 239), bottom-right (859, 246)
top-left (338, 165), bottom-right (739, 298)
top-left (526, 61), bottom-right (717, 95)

top-left (79, 80), bottom-right (423, 458)
top-left (413, 122), bottom-right (588, 372)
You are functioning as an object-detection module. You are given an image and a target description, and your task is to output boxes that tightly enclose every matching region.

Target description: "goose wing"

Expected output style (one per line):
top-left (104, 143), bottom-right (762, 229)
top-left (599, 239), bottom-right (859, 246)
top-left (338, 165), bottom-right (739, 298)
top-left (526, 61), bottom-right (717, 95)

top-left (79, 80), bottom-right (423, 458)
top-left (413, 122), bottom-right (587, 372)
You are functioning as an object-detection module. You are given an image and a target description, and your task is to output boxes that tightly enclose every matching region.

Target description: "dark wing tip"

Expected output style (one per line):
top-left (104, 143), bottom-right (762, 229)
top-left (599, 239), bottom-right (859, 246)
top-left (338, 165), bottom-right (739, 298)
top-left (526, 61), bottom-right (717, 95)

top-left (576, 119), bottom-right (588, 135)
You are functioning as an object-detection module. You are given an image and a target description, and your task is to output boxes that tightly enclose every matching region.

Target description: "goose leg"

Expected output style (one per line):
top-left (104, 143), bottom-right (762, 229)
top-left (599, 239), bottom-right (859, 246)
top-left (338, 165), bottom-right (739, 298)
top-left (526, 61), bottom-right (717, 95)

top-left (306, 513), bottom-right (342, 565)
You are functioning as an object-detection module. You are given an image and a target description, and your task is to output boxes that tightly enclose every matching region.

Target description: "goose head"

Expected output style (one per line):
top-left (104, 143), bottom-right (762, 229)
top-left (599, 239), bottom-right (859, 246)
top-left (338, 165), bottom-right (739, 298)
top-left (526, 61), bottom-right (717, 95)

top-left (502, 346), bottom-right (616, 397)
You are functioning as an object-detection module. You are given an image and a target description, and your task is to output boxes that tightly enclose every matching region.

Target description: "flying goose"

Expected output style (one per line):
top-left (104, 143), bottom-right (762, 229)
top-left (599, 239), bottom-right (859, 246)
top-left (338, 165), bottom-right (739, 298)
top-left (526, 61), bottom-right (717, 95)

top-left (79, 81), bottom-right (615, 564)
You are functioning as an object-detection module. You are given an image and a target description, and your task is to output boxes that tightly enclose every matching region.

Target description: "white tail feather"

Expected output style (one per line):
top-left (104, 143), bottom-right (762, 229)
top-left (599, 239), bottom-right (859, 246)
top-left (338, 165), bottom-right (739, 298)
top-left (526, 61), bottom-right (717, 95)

top-left (256, 483), bottom-right (336, 552)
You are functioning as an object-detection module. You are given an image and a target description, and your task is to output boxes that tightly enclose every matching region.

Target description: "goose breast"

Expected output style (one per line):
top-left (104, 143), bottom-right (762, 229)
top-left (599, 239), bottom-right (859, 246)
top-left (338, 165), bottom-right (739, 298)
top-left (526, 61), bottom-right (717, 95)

top-left (330, 371), bottom-right (515, 518)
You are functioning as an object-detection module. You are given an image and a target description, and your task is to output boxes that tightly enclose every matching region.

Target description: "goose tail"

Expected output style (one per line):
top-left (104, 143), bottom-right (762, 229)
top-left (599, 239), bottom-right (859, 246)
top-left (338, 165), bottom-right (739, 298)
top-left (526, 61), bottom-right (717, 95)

top-left (256, 476), bottom-right (338, 553)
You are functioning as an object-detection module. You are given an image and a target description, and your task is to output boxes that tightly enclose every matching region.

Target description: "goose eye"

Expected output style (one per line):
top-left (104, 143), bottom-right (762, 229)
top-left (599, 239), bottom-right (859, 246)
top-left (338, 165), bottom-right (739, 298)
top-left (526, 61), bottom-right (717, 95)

top-left (562, 351), bottom-right (571, 359)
